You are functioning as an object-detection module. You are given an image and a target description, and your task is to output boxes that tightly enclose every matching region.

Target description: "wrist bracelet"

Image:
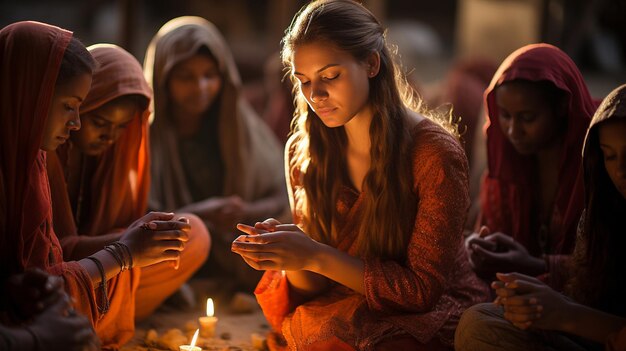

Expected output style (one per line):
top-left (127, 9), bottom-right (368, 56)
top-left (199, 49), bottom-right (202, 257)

top-left (86, 256), bottom-right (109, 314)
top-left (113, 241), bottom-right (133, 269)
top-left (104, 245), bottom-right (125, 272)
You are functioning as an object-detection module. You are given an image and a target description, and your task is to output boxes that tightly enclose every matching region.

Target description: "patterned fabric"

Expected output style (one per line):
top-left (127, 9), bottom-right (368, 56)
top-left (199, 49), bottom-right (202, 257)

top-left (256, 120), bottom-right (490, 350)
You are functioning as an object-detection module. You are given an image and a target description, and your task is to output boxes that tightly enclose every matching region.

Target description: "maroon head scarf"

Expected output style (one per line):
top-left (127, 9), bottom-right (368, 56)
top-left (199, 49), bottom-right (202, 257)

top-left (480, 43), bottom-right (597, 256)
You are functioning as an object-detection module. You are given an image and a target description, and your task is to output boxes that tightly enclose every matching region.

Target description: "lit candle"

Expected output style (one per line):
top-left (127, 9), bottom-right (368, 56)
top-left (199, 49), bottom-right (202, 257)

top-left (198, 298), bottom-right (218, 338)
top-left (179, 329), bottom-right (201, 351)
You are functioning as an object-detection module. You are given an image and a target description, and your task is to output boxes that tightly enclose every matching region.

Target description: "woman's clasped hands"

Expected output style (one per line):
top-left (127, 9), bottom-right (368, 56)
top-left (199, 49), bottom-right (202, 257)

top-left (231, 218), bottom-right (322, 272)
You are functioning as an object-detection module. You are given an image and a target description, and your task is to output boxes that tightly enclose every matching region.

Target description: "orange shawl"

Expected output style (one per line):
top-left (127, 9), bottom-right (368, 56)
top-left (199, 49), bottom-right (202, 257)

top-left (50, 44), bottom-right (152, 246)
top-left (46, 44), bottom-right (153, 348)
top-left (143, 16), bottom-right (285, 212)
top-left (0, 20), bottom-right (98, 332)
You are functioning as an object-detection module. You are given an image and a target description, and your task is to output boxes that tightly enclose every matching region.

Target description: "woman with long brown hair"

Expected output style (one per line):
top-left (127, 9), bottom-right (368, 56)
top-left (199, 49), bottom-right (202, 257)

top-left (231, 1), bottom-right (488, 350)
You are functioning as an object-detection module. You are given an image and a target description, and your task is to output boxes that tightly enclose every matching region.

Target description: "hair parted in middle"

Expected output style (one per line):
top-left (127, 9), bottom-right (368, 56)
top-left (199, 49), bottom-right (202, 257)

top-left (283, 0), bottom-right (458, 260)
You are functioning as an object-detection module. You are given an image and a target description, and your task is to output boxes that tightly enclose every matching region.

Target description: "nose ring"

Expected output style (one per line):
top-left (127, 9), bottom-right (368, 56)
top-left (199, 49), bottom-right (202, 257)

top-left (68, 120), bottom-right (78, 127)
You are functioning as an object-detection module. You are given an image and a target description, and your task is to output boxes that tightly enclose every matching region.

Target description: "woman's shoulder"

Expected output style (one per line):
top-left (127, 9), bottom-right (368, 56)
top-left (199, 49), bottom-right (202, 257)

top-left (408, 115), bottom-right (465, 163)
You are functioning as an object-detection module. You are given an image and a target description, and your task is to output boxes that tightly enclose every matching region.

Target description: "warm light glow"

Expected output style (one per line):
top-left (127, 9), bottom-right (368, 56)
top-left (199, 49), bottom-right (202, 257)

top-left (190, 329), bottom-right (199, 348)
top-left (206, 298), bottom-right (214, 317)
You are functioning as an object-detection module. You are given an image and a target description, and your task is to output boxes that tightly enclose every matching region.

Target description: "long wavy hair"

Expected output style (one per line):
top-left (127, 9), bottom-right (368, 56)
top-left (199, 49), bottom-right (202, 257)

top-left (283, 0), bottom-right (457, 260)
top-left (567, 116), bottom-right (626, 316)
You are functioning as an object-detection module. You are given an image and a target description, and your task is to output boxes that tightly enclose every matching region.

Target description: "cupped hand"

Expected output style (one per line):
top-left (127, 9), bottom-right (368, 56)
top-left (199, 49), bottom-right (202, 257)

top-left (231, 222), bottom-right (321, 272)
top-left (120, 212), bottom-right (191, 268)
top-left (466, 227), bottom-right (544, 276)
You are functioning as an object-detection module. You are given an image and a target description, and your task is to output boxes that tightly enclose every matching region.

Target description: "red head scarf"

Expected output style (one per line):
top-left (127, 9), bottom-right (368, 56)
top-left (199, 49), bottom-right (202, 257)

top-left (1, 25), bottom-right (142, 347)
top-left (45, 43), bottom-right (151, 347)
top-left (50, 44), bottom-right (152, 243)
top-left (480, 43), bottom-right (597, 256)
top-left (0, 21), bottom-right (72, 279)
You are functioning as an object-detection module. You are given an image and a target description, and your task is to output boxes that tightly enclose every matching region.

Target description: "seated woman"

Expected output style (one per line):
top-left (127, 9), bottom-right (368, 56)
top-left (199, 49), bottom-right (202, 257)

top-left (0, 21), bottom-right (195, 349)
top-left (455, 83), bottom-right (626, 351)
top-left (47, 44), bottom-right (210, 323)
top-left (465, 44), bottom-right (598, 280)
top-left (143, 16), bottom-right (288, 291)
top-left (231, 1), bottom-right (489, 350)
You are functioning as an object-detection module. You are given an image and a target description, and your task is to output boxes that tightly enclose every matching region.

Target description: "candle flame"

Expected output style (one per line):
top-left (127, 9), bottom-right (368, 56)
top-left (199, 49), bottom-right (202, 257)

top-left (206, 298), bottom-right (214, 317)
top-left (190, 329), bottom-right (199, 348)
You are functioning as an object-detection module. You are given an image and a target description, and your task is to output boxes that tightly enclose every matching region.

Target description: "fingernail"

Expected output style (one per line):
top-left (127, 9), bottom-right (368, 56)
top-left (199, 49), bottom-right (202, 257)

top-left (148, 222), bottom-right (157, 230)
top-left (529, 298), bottom-right (537, 304)
top-left (536, 305), bottom-right (543, 311)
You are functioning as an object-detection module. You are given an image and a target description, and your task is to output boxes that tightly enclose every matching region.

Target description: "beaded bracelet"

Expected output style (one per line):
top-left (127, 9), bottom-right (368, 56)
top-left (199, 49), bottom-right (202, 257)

top-left (86, 256), bottom-right (109, 314)
top-left (104, 245), bottom-right (125, 272)
top-left (113, 241), bottom-right (133, 269)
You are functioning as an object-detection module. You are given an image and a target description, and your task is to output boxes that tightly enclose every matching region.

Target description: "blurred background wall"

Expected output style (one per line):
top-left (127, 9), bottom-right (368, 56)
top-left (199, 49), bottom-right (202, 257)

top-left (1, 0), bottom-right (624, 98)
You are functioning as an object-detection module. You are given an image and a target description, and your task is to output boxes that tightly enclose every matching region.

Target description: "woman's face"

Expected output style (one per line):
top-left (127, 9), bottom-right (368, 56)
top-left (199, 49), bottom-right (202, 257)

top-left (167, 54), bottom-right (222, 122)
top-left (495, 81), bottom-right (565, 155)
top-left (598, 118), bottom-right (626, 199)
top-left (71, 98), bottom-right (138, 155)
top-left (41, 73), bottom-right (92, 151)
top-left (292, 42), bottom-right (375, 128)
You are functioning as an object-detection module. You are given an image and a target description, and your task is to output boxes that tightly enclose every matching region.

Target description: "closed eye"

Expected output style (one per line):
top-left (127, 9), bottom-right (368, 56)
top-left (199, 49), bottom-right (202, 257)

top-left (323, 73), bottom-right (339, 81)
top-left (602, 150), bottom-right (616, 161)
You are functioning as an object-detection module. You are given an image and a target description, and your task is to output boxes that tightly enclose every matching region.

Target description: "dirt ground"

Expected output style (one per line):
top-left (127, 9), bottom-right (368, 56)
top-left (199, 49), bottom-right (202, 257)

top-left (121, 279), bottom-right (270, 351)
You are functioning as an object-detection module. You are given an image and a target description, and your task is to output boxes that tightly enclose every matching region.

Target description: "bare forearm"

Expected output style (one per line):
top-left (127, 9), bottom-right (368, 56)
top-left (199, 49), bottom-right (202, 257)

top-left (77, 250), bottom-right (122, 284)
top-left (309, 243), bottom-right (365, 294)
top-left (558, 302), bottom-right (626, 343)
top-left (285, 270), bottom-right (329, 298)
top-left (68, 233), bottom-right (123, 261)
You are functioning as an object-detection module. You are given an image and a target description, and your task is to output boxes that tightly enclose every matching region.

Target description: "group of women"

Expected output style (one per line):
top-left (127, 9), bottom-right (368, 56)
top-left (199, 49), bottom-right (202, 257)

top-left (1, 1), bottom-right (624, 350)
